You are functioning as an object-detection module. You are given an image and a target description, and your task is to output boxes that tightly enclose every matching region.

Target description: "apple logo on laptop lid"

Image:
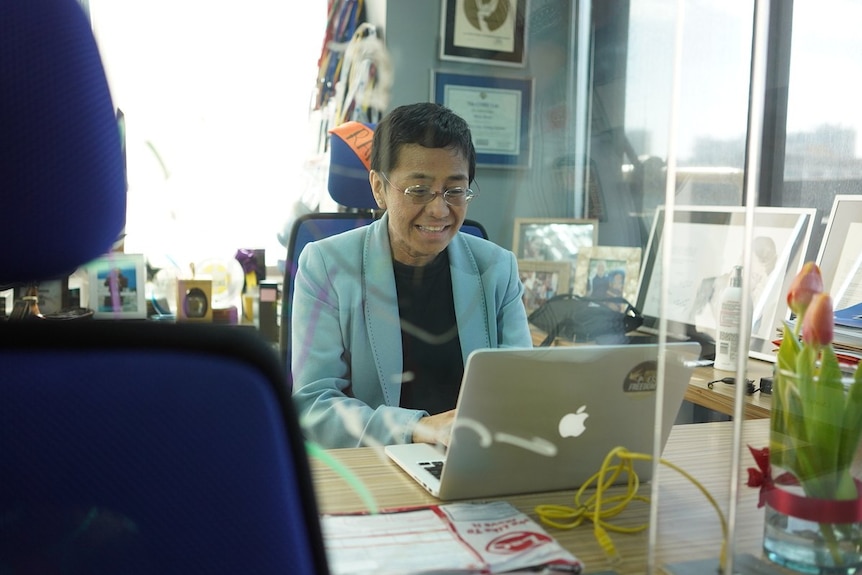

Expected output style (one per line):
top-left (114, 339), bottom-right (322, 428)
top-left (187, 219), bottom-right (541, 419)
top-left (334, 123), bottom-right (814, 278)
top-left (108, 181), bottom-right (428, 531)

top-left (558, 405), bottom-right (589, 438)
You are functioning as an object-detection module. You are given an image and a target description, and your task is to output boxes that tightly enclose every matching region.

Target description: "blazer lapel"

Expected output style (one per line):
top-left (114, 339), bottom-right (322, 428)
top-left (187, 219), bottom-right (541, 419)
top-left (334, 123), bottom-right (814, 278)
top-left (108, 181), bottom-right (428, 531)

top-left (448, 234), bottom-right (492, 361)
top-left (362, 215), bottom-right (404, 405)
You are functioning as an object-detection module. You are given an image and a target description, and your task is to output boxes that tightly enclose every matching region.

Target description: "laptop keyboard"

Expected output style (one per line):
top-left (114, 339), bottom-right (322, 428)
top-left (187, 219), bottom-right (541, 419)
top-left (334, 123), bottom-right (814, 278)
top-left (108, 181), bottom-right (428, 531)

top-left (420, 460), bottom-right (445, 479)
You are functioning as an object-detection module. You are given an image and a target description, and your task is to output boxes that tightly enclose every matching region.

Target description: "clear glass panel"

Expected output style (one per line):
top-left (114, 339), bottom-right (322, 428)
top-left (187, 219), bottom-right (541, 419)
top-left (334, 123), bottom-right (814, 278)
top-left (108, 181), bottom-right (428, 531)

top-left (76, 1), bottom-right (862, 572)
top-left (623, 0), bottom-right (753, 241)
top-left (781, 0), bottom-right (862, 260)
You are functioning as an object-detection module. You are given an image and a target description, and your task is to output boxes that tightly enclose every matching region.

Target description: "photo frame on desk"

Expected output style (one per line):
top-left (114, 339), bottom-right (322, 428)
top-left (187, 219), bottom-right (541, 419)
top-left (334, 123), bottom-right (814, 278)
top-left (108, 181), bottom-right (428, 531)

top-left (432, 71), bottom-right (532, 168)
top-left (635, 206), bottom-right (816, 362)
top-left (816, 195), bottom-right (862, 311)
top-left (574, 246), bottom-right (641, 304)
top-left (513, 218), bottom-right (597, 292)
top-left (85, 253), bottom-right (147, 320)
top-left (13, 278), bottom-right (69, 315)
top-left (439, 0), bottom-right (528, 67)
top-left (517, 260), bottom-right (570, 317)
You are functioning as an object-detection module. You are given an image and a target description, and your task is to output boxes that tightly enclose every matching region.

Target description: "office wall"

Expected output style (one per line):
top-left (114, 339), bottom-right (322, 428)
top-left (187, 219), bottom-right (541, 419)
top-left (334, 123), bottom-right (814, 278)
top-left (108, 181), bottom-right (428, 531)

top-left (375, 0), bottom-right (581, 249)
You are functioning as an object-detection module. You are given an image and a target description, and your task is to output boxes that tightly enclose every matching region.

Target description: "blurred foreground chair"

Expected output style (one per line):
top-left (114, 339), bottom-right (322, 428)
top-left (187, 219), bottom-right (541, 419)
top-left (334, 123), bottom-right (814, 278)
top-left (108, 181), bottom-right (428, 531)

top-left (0, 1), bottom-right (329, 573)
top-left (279, 121), bottom-right (488, 376)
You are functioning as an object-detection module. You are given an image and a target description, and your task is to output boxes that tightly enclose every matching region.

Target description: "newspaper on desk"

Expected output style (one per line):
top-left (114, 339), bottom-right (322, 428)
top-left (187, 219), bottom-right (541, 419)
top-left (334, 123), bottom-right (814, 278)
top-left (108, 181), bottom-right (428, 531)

top-left (321, 500), bottom-right (582, 574)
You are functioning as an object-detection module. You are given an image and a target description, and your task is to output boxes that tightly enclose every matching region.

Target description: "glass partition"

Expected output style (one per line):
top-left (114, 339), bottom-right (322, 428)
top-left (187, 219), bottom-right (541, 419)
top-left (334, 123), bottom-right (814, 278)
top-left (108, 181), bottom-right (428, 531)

top-left (86, 0), bottom-right (862, 572)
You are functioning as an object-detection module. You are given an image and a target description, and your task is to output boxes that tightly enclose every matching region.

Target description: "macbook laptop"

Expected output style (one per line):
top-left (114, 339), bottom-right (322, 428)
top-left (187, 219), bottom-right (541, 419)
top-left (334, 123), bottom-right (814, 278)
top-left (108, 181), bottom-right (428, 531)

top-left (384, 342), bottom-right (700, 500)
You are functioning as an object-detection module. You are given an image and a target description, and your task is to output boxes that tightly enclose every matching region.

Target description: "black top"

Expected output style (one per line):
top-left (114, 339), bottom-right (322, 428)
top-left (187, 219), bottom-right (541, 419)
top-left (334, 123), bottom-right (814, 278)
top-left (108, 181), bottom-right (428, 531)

top-left (394, 251), bottom-right (463, 414)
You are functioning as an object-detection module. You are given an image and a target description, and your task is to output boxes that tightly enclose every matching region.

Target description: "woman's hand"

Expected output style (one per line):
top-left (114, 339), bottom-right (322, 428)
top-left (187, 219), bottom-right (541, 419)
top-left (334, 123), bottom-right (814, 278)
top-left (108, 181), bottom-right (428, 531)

top-left (412, 410), bottom-right (456, 446)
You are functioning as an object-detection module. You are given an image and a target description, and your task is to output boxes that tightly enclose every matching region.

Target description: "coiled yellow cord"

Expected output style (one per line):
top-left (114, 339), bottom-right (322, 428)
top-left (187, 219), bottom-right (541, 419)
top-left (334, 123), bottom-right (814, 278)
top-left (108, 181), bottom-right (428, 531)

top-left (535, 446), bottom-right (728, 567)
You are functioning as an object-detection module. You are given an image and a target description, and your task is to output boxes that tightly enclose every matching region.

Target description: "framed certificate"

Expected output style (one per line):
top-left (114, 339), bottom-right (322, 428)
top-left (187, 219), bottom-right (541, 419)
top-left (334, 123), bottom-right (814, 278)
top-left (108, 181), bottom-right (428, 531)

top-left (440, 0), bottom-right (528, 67)
top-left (432, 71), bottom-right (533, 168)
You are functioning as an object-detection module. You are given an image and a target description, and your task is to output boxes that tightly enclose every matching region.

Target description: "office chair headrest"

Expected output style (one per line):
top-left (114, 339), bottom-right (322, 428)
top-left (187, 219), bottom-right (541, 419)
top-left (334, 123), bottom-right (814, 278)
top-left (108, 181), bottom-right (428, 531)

top-left (0, 0), bottom-right (127, 286)
top-left (328, 121), bottom-right (377, 210)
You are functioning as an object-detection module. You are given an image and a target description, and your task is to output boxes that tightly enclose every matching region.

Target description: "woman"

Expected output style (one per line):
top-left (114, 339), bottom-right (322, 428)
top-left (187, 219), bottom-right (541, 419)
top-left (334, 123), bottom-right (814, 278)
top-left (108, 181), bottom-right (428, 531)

top-left (291, 102), bottom-right (532, 448)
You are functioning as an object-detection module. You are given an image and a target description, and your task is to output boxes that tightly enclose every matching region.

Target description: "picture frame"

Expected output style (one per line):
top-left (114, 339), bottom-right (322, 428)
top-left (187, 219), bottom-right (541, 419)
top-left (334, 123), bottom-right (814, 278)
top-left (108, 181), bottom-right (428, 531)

top-left (815, 195), bottom-right (862, 311)
top-left (14, 278), bottom-right (70, 315)
top-left (517, 260), bottom-right (570, 316)
top-left (513, 218), bottom-right (598, 293)
top-left (439, 0), bottom-right (528, 67)
top-left (432, 71), bottom-right (533, 168)
top-left (176, 278), bottom-right (213, 322)
top-left (513, 217), bottom-right (598, 261)
top-left (85, 253), bottom-right (147, 320)
top-left (575, 246), bottom-right (642, 305)
top-left (635, 205), bottom-right (816, 362)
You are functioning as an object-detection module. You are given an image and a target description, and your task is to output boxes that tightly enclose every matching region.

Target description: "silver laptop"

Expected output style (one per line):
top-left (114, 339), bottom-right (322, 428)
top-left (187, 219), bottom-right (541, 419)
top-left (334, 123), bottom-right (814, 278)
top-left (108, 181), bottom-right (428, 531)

top-left (384, 342), bottom-right (700, 500)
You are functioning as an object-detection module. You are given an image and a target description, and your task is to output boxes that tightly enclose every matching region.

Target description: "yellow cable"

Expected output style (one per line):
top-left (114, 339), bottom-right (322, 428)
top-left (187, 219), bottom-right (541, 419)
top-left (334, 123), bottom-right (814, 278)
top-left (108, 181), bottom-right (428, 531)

top-left (535, 446), bottom-right (728, 567)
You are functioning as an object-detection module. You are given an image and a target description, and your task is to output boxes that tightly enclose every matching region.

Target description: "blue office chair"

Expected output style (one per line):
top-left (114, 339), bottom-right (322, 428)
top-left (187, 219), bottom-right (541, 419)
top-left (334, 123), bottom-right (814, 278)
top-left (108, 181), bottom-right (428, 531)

top-left (278, 121), bottom-right (488, 371)
top-left (0, 1), bottom-right (329, 573)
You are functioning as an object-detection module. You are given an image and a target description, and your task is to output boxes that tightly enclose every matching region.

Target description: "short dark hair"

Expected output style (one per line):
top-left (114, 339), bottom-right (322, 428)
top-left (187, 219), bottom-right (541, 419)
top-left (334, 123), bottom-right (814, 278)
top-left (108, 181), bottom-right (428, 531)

top-left (370, 102), bottom-right (476, 183)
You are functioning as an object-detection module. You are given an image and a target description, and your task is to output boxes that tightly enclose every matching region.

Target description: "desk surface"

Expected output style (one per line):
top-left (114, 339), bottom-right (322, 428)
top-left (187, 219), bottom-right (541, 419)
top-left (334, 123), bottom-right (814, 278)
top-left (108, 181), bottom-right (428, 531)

top-left (688, 361), bottom-right (773, 419)
top-left (311, 419), bottom-right (774, 575)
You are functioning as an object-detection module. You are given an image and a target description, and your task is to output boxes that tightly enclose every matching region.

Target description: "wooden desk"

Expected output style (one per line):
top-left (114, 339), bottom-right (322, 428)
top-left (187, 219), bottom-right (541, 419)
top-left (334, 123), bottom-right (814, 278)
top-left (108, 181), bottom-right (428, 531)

top-left (311, 419), bottom-right (774, 575)
top-left (530, 325), bottom-right (775, 419)
top-left (687, 360), bottom-right (774, 419)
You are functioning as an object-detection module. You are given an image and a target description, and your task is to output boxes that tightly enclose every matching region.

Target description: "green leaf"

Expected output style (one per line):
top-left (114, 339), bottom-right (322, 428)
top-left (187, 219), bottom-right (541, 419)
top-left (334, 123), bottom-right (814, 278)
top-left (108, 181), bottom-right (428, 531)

top-left (776, 322), bottom-right (800, 374)
top-left (839, 362), bottom-right (862, 473)
top-left (771, 324), bottom-right (802, 472)
top-left (807, 346), bottom-right (846, 495)
top-left (774, 367), bottom-right (812, 483)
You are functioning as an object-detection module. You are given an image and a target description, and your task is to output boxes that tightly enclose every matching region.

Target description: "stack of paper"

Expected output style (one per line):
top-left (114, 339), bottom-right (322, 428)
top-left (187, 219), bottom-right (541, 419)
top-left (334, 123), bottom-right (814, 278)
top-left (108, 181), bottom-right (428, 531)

top-left (834, 303), bottom-right (862, 365)
top-left (778, 303), bottom-right (862, 368)
top-left (321, 501), bottom-right (582, 574)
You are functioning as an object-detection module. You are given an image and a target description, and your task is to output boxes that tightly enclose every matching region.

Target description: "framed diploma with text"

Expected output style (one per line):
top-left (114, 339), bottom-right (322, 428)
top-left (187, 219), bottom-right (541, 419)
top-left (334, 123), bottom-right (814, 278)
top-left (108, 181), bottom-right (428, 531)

top-left (440, 0), bottom-right (528, 67)
top-left (433, 71), bottom-right (533, 168)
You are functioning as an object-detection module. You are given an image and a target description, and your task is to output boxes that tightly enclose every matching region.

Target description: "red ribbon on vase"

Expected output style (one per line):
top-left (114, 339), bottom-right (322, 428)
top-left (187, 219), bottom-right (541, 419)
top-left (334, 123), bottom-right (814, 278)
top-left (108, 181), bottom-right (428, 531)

top-left (747, 445), bottom-right (862, 524)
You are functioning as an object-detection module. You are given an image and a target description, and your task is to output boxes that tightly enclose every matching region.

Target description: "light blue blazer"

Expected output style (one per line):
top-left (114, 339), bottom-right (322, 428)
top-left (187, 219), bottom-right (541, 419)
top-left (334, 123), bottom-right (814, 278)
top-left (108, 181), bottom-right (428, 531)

top-left (291, 213), bottom-right (533, 448)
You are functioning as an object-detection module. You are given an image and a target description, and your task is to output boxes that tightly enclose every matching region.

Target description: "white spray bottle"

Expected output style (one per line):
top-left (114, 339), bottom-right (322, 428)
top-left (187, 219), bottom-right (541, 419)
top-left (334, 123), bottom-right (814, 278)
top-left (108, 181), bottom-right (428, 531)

top-left (714, 265), bottom-right (743, 372)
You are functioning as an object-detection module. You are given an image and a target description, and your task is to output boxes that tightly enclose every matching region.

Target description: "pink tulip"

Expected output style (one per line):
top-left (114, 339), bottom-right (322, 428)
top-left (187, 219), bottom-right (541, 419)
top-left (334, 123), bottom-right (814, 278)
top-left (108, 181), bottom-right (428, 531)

top-left (787, 262), bottom-right (824, 319)
top-left (801, 292), bottom-right (834, 347)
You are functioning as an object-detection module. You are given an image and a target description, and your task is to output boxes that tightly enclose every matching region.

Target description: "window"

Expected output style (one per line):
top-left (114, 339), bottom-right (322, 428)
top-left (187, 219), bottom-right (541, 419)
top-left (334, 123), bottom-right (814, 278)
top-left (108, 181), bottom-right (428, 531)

top-left (89, 0), bottom-right (326, 270)
top-left (780, 0), bottom-right (862, 256)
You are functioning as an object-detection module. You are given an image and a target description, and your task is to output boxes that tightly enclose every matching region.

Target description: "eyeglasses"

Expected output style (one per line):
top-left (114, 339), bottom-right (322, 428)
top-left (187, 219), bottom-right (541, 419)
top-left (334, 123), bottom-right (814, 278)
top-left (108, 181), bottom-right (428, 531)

top-left (379, 172), bottom-right (477, 207)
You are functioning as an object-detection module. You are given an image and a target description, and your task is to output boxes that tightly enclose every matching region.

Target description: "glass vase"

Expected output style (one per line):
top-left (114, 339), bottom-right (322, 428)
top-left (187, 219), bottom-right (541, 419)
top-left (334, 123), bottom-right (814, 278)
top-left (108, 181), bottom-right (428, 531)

top-left (763, 498), bottom-right (862, 574)
top-left (764, 370), bottom-right (862, 574)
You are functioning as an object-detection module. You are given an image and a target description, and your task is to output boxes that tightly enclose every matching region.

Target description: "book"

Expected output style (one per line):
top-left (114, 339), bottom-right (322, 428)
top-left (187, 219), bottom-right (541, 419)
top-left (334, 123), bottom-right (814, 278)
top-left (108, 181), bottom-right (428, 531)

top-left (835, 302), bottom-right (862, 330)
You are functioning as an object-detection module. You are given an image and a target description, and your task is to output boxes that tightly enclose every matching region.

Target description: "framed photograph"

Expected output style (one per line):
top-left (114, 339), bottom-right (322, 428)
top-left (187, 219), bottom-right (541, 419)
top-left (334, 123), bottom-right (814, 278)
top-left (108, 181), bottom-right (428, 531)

top-left (635, 206), bottom-right (816, 362)
top-left (513, 218), bottom-right (598, 293)
top-left (14, 278), bottom-right (70, 315)
top-left (176, 279), bottom-right (213, 322)
top-left (439, 0), bottom-right (528, 67)
top-left (816, 195), bottom-right (862, 311)
top-left (85, 253), bottom-right (147, 320)
top-left (575, 247), bottom-right (642, 306)
top-left (518, 260), bottom-right (570, 316)
top-left (432, 71), bottom-right (533, 168)
top-left (513, 217), bottom-right (598, 261)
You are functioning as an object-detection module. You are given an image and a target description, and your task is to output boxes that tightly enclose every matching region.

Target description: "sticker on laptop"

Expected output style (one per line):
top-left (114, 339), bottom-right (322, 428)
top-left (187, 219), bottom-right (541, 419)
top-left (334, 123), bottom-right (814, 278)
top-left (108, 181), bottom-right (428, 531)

top-left (622, 360), bottom-right (658, 392)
